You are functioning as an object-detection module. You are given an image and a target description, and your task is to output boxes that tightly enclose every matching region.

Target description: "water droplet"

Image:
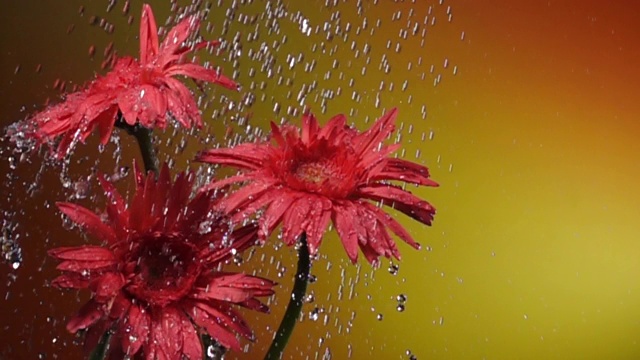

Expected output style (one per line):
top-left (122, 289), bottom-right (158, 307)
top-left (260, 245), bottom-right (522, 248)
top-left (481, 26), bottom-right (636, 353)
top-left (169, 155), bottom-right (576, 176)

top-left (388, 263), bottom-right (399, 275)
top-left (309, 307), bottom-right (320, 321)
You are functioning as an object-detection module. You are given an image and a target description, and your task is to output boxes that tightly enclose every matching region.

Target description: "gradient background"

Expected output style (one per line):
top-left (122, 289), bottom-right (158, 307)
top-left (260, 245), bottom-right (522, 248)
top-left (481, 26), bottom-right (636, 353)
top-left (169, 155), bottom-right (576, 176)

top-left (2, 1), bottom-right (640, 359)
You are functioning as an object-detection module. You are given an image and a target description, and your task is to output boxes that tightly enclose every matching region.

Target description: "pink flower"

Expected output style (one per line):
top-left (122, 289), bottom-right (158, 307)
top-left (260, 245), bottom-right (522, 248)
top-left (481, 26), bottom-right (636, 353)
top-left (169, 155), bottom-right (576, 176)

top-left (49, 164), bottom-right (275, 359)
top-left (197, 108), bottom-right (438, 264)
top-left (17, 4), bottom-right (236, 158)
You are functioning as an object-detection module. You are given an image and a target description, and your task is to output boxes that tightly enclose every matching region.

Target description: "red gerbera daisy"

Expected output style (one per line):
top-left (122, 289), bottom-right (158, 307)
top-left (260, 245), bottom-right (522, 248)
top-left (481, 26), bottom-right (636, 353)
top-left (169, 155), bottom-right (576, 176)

top-left (49, 164), bottom-right (275, 359)
top-left (196, 108), bottom-right (438, 264)
top-left (16, 3), bottom-right (236, 158)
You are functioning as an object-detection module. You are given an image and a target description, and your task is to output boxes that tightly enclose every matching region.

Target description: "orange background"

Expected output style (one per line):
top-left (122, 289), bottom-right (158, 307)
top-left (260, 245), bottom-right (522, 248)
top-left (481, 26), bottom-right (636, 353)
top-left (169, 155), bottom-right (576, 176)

top-left (2, 1), bottom-right (640, 359)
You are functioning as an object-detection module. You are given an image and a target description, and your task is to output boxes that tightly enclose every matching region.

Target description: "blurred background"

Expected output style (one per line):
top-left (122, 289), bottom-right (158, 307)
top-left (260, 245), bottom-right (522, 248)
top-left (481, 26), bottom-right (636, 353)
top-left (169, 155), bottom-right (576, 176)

top-left (2, 0), bottom-right (640, 359)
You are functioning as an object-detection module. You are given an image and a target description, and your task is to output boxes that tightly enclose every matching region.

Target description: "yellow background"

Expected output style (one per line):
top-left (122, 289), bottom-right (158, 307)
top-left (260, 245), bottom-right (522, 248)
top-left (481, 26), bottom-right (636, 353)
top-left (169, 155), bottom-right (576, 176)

top-left (1, 1), bottom-right (640, 359)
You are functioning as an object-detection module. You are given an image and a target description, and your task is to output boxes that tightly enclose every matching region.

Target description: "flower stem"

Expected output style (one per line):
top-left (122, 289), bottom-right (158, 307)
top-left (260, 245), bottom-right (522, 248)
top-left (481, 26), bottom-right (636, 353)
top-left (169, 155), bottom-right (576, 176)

top-left (88, 328), bottom-right (112, 360)
top-left (115, 116), bottom-right (158, 175)
top-left (264, 233), bottom-right (310, 360)
top-left (129, 125), bottom-right (158, 175)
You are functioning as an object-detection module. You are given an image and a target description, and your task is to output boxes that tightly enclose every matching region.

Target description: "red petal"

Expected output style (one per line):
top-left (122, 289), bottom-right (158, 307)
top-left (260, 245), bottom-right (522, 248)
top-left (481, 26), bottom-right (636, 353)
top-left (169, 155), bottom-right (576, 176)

top-left (108, 293), bottom-right (131, 321)
top-left (56, 259), bottom-right (115, 272)
top-left (89, 272), bottom-right (125, 303)
top-left (95, 105), bottom-right (119, 145)
top-left (318, 113), bottom-right (347, 140)
top-left (354, 108), bottom-right (397, 156)
top-left (281, 196), bottom-right (313, 246)
top-left (220, 178), bottom-right (277, 215)
top-left (238, 298), bottom-right (270, 313)
top-left (121, 304), bottom-right (150, 357)
top-left (258, 191), bottom-right (298, 239)
top-left (160, 15), bottom-right (199, 56)
top-left (210, 272), bottom-right (276, 291)
top-left (229, 185), bottom-right (279, 224)
top-left (373, 158), bottom-right (439, 187)
top-left (194, 285), bottom-right (255, 303)
top-left (201, 225), bottom-right (259, 265)
top-left (140, 4), bottom-right (159, 65)
top-left (269, 121), bottom-right (286, 147)
top-left (301, 111), bottom-right (319, 145)
top-left (332, 205), bottom-right (360, 263)
top-left (67, 300), bottom-right (104, 333)
top-left (56, 202), bottom-right (117, 244)
top-left (135, 85), bottom-right (166, 127)
top-left (363, 202), bottom-right (421, 251)
top-left (191, 301), bottom-right (254, 340)
top-left (165, 91), bottom-right (190, 128)
top-left (97, 174), bottom-right (126, 212)
top-left (360, 242), bottom-right (382, 264)
top-left (49, 245), bottom-right (115, 262)
top-left (51, 273), bottom-right (92, 289)
top-left (196, 143), bottom-right (269, 170)
top-left (189, 306), bottom-right (241, 351)
top-left (164, 171), bottom-right (194, 228)
top-left (357, 184), bottom-right (436, 225)
top-left (116, 88), bottom-right (141, 125)
top-left (165, 63), bottom-right (237, 90)
top-left (164, 77), bottom-right (200, 127)
top-left (179, 311), bottom-right (202, 359)
top-left (303, 197), bottom-right (332, 254)
top-left (148, 308), bottom-right (183, 360)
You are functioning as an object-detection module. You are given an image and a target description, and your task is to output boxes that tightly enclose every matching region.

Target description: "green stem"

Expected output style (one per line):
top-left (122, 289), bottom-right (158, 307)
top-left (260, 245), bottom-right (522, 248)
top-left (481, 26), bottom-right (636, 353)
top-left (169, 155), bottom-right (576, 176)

top-left (88, 328), bottom-right (112, 360)
top-left (264, 233), bottom-right (310, 360)
top-left (115, 117), bottom-right (158, 175)
top-left (130, 125), bottom-right (158, 175)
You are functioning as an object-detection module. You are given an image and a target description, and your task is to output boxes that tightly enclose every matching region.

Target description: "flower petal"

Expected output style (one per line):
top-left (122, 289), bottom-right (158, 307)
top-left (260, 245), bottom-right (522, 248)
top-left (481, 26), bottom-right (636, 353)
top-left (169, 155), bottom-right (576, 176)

top-left (95, 105), bottom-right (119, 145)
top-left (89, 272), bottom-right (125, 303)
top-left (189, 306), bottom-right (241, 351)
top-left (372, 158), bottom-right (439, 186)
top-left (49, 245), bottom-right (115, 262)
top-left (140, 4), bottom-right (159, 65)
top-left (165, 63), bottom-right (237, 90)
top-left (56, 202), bottom-right (117, 244)
top-left (160, 15), bottom-right (198, 56)
top-left (120, 303), bottom-right (150, 356)
top-left (363, 202), bottom-right (421, 251)
top-left (191, 300), bottom-right (254, 340)
top-left (258, 191), bottom-right (298, 239)
top-left (147, 308), bottom-right (183, 360)
top-left (67, 300), bottom-right (104, 333)
top-left (197, 143), bottom-right (269, 170)
top-left (51, 273), bottom-right (93, 289)
top-left (353, 108), bottom-right (397, 156)
top-left (281, 196), bottom-right (314, 246)
top-left (332, 205), bottom-right (360, 263)
top-left (357, 184), bottom-right (436, 225)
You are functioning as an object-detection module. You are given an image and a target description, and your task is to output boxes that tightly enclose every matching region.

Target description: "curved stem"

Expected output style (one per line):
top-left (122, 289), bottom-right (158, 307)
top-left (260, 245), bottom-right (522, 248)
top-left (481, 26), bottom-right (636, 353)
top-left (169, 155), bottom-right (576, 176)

top-left (264, 233), bottom-right (310, 360)
top-left (115, 117), bottom-right (158, 175)
top-left (129, 125), bottom-right (158, 175)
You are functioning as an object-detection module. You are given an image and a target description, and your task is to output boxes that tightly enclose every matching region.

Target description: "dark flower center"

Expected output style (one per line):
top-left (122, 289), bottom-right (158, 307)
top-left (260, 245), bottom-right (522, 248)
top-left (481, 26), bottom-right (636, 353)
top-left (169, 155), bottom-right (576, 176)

top-left (126, 235), bottom-right (200, 307)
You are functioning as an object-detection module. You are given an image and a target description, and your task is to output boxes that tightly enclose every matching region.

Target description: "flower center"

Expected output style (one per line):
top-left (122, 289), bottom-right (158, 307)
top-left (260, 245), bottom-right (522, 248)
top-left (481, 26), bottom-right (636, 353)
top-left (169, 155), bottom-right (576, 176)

top-left (286, 157), bottom-right (355, 198)
top-left (294, 161), bottom-right (335, 184)
top-left (126, 235), bottom-right (200, 307)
